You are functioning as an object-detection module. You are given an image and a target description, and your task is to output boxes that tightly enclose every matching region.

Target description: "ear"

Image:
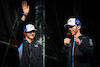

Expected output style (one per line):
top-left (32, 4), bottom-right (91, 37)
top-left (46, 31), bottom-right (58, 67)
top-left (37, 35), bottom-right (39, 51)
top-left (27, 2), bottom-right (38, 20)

top-left (78, 26), bottom-right (81, 30)
top-left (23, 32), bottom-right (26, 36)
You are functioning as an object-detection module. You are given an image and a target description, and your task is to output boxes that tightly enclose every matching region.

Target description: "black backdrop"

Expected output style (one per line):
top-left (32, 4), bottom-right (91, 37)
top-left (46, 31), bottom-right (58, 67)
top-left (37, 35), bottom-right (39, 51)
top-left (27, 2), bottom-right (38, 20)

top-left (0, 0), bottom-right (100, 67)
top-left (45, 0), bottom-right (99, 67)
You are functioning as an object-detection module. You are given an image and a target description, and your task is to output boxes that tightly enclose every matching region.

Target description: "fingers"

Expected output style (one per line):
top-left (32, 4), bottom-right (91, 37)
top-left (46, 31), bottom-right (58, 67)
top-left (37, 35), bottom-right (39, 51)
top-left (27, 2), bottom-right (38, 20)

top-left (74, 36), bottom-right (81, 45)
top-left (64, 38), bottom-right (71, 45)
top-left (27, 5), bottom-right (30, 9)
top-left (22, 1), bottom-right (27, 6)
top-left (22, 1), bottom-right (27, 4)
top-left (74, 36), bottom-right (78, 41)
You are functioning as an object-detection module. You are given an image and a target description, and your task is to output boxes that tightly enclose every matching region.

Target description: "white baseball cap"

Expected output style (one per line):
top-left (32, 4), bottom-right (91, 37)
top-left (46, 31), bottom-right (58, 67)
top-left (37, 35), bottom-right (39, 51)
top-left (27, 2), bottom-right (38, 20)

top-left (23, 24), bottom-right (37, 32)
top-left (64, 18), bottom-right (81, 28)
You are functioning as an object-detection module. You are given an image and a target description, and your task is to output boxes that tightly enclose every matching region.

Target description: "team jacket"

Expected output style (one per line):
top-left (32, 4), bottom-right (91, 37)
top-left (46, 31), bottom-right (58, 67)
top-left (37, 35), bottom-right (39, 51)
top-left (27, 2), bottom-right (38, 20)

top-left (62, 35), bottom-right (94, 67)
top-left (18, 40), bottom-right (43, 67)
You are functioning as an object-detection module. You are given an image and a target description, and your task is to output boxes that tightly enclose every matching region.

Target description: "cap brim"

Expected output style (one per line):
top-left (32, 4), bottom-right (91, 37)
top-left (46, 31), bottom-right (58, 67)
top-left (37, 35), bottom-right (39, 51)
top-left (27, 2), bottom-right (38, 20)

top-left (64, 24), bottom-right (75, 28)
top-left (26, 29), bottom-right (37, 32)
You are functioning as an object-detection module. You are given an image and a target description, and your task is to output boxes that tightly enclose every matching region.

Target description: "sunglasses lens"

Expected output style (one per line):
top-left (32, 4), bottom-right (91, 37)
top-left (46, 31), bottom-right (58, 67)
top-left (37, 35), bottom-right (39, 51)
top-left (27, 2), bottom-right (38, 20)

top-left (27, 30), bottom-right (36, 33)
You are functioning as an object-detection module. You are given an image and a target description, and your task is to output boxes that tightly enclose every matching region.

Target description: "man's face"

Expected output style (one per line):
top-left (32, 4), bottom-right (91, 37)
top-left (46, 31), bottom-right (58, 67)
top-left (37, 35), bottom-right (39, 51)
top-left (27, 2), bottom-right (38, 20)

top-left (68, 25), bottom-right (79, 35)
top-left (24, 30), bottom-right (36, 40)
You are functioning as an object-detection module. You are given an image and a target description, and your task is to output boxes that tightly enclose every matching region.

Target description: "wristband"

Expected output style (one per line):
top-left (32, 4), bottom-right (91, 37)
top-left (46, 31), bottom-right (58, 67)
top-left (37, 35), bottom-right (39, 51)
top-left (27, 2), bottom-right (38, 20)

top-left (22, 13), bottom-right (28, 16)
top-left (66, 43), bottom-right (71, 47)
top-left (66, 43), bottom-right (69, 46)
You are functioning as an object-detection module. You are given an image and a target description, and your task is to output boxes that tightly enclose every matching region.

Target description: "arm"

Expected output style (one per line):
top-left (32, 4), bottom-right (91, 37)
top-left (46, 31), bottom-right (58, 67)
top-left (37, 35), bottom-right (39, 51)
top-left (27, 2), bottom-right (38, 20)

top-left (16, 1), bottom-right (30, 45)
top-left (18, 43), bottom-right (23, 62)
top-left (62, 38), bottom-right (71, 54)
top-left (78, 37), bottom-right (94, 56)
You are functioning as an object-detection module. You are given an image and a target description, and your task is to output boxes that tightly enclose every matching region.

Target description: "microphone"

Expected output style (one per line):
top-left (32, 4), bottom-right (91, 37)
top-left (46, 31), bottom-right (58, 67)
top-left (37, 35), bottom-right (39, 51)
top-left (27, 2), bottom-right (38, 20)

top-left (65, 32), bottom-right (73, 39)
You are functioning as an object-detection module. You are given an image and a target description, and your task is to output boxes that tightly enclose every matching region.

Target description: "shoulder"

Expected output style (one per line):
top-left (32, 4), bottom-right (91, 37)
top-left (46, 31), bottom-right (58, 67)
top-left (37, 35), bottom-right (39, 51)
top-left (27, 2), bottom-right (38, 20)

top-left (34, 41), bottom-right (42, 46)
top-left (34, 41), bottom-right (43, 48)
top-left (80, 34), bottom-right (92, 40)
top-left (81, 35), bottom-right (94, 46)
top-left (18, 43), bottom-right (23, 51)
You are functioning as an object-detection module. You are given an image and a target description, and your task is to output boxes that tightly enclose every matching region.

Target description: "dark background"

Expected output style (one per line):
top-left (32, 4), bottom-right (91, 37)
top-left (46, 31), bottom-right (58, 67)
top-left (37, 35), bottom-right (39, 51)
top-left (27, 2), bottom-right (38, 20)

top-left (0, 0), bottom-right (99, 67)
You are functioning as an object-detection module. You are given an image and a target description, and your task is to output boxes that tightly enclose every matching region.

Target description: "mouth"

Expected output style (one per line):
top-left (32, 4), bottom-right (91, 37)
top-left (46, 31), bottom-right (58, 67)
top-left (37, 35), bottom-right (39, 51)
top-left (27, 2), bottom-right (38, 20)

top-left (70, 31), bottom-right (74, 35)
top-left (69, 30), bottom-right (73, 33)
top-left (31, 35), bottom-right (34, 37)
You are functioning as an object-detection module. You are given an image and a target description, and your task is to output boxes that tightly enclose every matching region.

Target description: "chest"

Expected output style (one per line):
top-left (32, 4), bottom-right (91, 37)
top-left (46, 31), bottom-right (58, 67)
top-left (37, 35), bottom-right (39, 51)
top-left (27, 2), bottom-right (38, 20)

top-left (23, 42), bottom-right (41, 58)
top-left (68, 43), bottom-right (83, 56)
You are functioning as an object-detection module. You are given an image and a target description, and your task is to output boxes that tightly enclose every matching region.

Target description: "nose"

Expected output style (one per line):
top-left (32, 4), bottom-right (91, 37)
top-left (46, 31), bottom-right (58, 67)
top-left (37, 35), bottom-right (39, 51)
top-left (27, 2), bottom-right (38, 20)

top-left (31, 32), bottom-right (35, 34)
top-left (29, 32), bottom-right (35, 35)
top-left (69, 27), bottom-right (72, 31)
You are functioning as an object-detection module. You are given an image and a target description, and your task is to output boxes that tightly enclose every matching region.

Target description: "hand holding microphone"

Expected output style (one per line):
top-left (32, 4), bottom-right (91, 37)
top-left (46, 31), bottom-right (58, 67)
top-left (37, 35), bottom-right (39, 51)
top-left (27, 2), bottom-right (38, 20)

top-left (64, 32), bottom-right (72, 46)
top-left (64, 38), bottom-right (71, 45)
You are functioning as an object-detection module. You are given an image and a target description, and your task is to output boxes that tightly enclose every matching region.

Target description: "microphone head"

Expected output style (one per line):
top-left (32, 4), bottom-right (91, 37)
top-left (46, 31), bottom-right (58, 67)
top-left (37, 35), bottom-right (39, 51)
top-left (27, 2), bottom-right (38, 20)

top-left (67, 32), bottom-right (72, 35)
top-left (65, 32), bottom-right (73, 39)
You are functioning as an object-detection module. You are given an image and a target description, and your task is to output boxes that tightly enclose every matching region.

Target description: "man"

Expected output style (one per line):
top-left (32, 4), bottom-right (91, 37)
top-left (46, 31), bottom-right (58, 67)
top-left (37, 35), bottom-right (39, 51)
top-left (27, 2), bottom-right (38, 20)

top-left (63, 17), bottom-right (94, 67)
top-left (18, 24), bottom-right (43, 67)
top-left (18, 1), bottom-right (43, 67)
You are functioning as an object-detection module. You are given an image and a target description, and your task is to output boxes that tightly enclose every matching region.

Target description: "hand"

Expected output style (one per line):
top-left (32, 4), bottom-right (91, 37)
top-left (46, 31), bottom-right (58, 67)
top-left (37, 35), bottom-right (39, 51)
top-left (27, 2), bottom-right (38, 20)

top-left (74, 35), bottom-right (81, 45)
top-left (22, 1), bottom-right (30, 15)
top-left (64, 38), bottom-right (71, 45)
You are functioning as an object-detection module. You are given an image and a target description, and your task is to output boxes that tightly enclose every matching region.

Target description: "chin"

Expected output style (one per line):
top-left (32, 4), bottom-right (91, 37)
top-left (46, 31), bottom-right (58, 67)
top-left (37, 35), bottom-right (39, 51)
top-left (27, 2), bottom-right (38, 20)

top-left (72, 33), bottom-right (74, 35)
top-left (30, 36), bottom-right (35, 38)
top-left (30, 37), bottom-right (34, 39)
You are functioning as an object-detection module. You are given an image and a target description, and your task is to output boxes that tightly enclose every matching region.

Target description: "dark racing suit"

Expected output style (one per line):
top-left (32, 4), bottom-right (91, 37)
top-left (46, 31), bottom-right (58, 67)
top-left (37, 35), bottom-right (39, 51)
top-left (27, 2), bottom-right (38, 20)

top-left (18, 40), bottom-right (43, 67)
top-left (62, 35), bottom-right (94, 67)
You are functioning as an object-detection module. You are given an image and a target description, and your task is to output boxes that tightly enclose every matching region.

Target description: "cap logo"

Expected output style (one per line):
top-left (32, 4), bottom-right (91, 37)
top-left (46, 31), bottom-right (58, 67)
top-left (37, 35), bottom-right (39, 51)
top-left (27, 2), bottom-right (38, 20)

top-left (30, 26), bottom-right (33, 28)
top-left (76, 20), bottom-right (80, 24)
top-left (69, 20), bottom-right (71, 22)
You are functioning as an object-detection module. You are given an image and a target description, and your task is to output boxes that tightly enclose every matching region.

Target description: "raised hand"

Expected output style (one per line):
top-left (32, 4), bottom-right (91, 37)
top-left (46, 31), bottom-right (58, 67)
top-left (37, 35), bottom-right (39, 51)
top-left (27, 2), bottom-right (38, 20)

top-left (22, 1), bottom-right (30, 15)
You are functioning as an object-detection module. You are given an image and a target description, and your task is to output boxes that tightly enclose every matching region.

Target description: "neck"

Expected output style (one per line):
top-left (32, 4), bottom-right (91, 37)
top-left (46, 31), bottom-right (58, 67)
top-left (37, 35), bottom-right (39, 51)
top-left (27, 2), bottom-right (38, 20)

top-left (25, 37), bottom-right (34, 43)
top-left (74, 30), bottom-right (82, 37)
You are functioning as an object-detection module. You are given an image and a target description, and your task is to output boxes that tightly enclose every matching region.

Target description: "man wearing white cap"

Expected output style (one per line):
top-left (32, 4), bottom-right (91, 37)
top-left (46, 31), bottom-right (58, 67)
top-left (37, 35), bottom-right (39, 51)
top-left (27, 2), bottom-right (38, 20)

top-left (62, 17), bottom-right (94, 67)
top-left (18, 24), bottom-right (43, 67)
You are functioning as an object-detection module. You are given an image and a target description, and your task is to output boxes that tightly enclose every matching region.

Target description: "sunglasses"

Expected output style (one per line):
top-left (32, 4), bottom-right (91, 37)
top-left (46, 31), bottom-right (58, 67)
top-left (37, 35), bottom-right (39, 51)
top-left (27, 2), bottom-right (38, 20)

top-left (64, 24), bottom-right (75, 28)
top-left (66, 25), bottom-right (74, 28)
top-left (27, 30), bottom-right (36, 33)
top-left (69, 26), bottom-right (74, 28)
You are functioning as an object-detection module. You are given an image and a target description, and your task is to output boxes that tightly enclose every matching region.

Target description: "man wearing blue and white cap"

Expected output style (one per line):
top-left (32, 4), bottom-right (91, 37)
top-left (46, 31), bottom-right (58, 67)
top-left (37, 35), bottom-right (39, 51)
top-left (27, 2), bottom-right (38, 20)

top-left (23, 24), bottom-right (37, 41)
top-left (62, 17), bottom-right (94, 67)
top-left (18, 24), bottom-right (43, 67)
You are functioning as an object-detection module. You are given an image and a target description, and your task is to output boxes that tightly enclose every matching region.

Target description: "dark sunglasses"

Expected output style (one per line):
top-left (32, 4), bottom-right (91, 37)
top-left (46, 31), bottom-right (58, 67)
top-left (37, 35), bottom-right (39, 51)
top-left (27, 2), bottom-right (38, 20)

top-left (27, 30), bottom-right (36, 33)
top-left (66, 25), bottom-right (74, 28)
top-left (69, 26), bottom-right (74, 28)
top-left (64, 25), bottom-right (75, 28)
